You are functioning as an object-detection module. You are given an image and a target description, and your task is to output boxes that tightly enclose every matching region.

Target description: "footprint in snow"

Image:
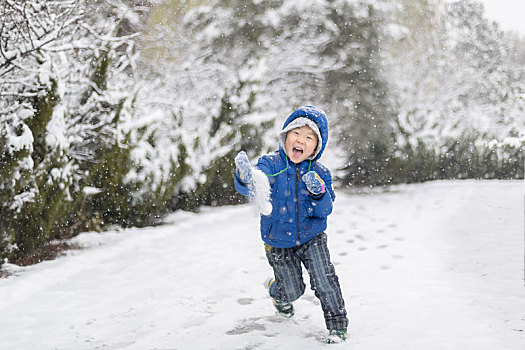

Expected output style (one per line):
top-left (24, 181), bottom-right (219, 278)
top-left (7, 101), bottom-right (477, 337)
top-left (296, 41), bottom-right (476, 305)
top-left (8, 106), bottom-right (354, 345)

top-left (237, 298), bottom-right (254, 305)
top-left (227, 314), bottom-right (300, 336)
top-left (226, 321), bottom-right (266, 335)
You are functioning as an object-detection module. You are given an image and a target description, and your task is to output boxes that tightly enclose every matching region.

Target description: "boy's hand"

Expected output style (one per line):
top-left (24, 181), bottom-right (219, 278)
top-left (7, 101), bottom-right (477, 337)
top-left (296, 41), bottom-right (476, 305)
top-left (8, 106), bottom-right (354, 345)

top-left (302, 171), bottom-right (326, 196)
top-left (234, 151), bottom-right (253, 185)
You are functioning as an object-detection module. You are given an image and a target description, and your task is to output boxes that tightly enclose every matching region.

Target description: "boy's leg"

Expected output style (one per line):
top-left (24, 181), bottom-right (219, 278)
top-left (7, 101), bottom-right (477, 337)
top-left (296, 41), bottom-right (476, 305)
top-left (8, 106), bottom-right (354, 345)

top-left (300, 233), bottom-right (349, 331)
top-left (265, 245), bottom-right (306, 303)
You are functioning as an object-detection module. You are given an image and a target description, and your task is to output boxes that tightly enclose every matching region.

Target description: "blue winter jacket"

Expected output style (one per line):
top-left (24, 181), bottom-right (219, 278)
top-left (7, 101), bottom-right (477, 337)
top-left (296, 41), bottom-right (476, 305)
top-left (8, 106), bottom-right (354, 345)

top-left (234, 106), bottom-right (335, 248)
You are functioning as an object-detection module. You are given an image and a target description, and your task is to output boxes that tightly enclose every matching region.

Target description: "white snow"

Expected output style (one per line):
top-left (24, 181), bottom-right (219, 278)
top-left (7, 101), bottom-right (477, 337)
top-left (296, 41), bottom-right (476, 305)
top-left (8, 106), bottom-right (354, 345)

top-left (5, 122), bottom-right (34, 153)
top-left (0, 180), bottom-right (524, 349)
top-left (45, 104), bottom-right (69, 150)
top-left (82, 186), bottom-right (104, 196)
top-left (252, 168), bottom-right (273, 216)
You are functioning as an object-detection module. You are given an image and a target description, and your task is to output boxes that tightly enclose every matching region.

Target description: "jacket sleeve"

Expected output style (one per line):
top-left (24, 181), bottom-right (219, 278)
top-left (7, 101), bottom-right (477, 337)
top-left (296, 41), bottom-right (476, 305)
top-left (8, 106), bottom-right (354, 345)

top-left (255, 155), bottom-right (273, 175)
top-left (234, 154), bottom-right (273, 197)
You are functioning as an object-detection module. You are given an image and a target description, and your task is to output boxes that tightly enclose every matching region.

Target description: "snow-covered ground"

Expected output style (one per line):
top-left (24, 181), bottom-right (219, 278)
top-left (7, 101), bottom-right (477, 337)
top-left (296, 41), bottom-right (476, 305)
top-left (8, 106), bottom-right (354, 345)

top-left (0, 180), bottom-right (524, 350)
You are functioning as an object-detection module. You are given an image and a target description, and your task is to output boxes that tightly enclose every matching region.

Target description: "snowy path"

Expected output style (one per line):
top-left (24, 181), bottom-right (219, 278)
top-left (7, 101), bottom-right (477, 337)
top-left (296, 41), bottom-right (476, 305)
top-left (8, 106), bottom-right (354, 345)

top-left (0, 180), bottom-right (524, 350)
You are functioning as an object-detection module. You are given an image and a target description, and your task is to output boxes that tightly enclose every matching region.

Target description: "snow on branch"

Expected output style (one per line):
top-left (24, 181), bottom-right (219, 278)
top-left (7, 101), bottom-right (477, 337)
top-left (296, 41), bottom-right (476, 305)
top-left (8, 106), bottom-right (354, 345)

top-left (0, 0), bottom-right (83, 77)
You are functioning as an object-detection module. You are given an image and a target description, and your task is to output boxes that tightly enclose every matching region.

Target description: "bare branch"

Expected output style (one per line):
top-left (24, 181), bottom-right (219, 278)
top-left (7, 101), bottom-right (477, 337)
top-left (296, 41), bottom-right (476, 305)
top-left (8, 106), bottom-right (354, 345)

top-left (0, 0), bottom-right (84, 76)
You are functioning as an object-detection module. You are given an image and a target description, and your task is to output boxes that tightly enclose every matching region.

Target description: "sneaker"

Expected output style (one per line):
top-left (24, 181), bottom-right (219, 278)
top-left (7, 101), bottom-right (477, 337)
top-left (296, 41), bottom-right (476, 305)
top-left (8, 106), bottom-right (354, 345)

top-left (326, 329), bottom-right (347, 344)
top-left (266, 278), bottom-right (295, 318)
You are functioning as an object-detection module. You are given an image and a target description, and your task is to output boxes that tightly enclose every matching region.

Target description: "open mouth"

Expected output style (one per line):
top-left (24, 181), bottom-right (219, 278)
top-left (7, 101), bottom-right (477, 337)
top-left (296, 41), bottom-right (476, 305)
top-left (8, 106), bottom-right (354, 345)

top-left (292, 147), bottom-right (303, 158)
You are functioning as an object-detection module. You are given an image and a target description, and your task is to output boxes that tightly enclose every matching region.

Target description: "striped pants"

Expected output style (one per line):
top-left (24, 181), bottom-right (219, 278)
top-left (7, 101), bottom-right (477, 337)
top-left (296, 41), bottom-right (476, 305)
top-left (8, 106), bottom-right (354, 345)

top-left (265, 233), bottom-right (349, 330)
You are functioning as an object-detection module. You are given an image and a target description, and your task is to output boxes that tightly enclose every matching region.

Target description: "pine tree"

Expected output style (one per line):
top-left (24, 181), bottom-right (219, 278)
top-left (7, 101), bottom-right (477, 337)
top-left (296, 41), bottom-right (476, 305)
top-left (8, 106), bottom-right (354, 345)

top-left (322, 0), bottom-right (394, 185)
top-left (137, 0), bottom-right (274, 208)
top-left (0, 0), bottom-right (147, 264)
top-left (384, 0), bottom-right (524, 183)
top-left (0, 0), bottom-right (84, 263)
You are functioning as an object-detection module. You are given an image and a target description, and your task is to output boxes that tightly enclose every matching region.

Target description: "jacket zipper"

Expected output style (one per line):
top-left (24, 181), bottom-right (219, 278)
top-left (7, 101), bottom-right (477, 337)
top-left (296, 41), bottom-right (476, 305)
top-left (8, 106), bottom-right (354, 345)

top-left (295, 166), bottom-right (300, 245)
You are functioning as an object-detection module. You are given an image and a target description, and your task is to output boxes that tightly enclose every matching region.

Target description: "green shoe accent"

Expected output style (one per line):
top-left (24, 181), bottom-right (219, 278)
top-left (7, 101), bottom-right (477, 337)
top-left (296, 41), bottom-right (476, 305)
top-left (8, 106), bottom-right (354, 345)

top-left (326, 329), bottom-right (347, 344)
top-left (267, 278), bottom-right (294, 317)
top-left (272, 298), bottom-right (295, 317)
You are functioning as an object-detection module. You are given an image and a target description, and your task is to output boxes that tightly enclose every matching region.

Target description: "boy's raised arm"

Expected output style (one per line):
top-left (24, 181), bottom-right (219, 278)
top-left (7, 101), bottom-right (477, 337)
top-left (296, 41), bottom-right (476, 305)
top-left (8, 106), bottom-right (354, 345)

top-left (233, 151), bottom-right (273, 216)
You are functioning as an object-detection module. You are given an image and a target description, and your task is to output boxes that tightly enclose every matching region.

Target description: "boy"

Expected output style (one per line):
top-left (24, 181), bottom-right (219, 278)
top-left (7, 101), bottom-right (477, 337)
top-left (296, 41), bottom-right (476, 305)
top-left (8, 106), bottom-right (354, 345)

top-left (234, 106), bottom-right (349, 343)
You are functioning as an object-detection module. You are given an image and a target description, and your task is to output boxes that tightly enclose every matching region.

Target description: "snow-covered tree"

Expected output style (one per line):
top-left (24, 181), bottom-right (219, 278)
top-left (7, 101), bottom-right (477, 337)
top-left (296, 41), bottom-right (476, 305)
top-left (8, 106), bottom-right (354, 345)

top-left (136, 0), bottom-right (275, 208)
top-left (0, 0), bottom-right (149, 264)
top-left (384, 0), bottom-right (524, 182)
top-left (143, 0), bottom-right (397, 186)
top-left (322, 0), bottom-right (395, 185)
top-left (0, 0), bottom-right (85, 261)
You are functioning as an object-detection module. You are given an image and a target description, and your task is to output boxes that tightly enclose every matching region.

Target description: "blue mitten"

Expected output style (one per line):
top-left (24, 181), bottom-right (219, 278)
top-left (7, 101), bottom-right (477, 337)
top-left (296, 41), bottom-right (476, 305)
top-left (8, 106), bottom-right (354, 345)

top-left (302, 171), bottom-right (326, 196)
top-left (234, 151), bottom-right (253, 185)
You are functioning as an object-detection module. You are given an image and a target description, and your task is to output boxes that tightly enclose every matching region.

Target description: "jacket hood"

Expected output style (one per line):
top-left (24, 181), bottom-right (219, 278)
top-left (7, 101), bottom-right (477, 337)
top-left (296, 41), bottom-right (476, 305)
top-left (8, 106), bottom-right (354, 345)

top-left (279, 105), bottom-right (329, 162)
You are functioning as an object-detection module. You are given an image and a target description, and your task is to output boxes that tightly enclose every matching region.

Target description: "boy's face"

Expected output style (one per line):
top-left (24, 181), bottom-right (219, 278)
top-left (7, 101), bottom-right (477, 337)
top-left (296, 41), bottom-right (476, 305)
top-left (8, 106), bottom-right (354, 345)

top-left (285, 125), bottom-right (318, 164)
